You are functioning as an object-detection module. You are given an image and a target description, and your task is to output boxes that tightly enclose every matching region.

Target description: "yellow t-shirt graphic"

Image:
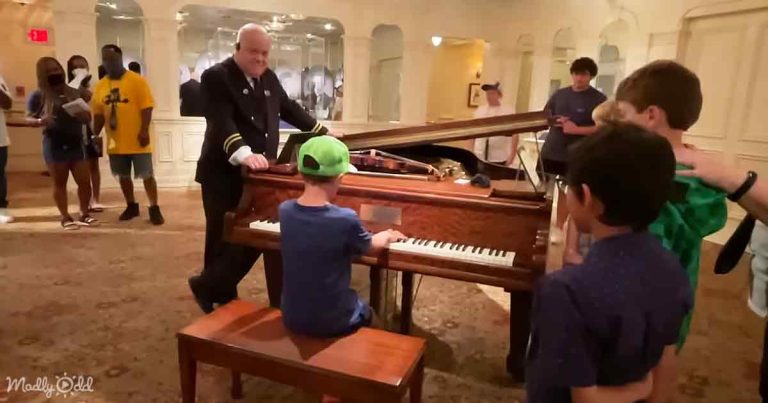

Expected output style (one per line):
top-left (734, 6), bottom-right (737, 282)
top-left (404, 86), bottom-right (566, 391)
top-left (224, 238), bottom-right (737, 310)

top-left (92, 71), bottom-right (154, 154)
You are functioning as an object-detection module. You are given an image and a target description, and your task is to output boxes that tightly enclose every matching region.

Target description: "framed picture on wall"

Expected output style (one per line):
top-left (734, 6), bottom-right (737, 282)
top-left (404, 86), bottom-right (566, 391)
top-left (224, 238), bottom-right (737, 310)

top-left (468, 83), bottom-right (482, 107)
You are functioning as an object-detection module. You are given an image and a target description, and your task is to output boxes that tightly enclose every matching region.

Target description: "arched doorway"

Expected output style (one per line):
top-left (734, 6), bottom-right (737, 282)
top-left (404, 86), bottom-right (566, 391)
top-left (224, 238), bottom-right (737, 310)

top-left (369, 25), bottom-right (403, 122)
top-left (95, 0), bottom-right (145, 70)
top-left (596, 19), bottom-right (629, 98)
top-left (548, 28), bottom-right (575, 96)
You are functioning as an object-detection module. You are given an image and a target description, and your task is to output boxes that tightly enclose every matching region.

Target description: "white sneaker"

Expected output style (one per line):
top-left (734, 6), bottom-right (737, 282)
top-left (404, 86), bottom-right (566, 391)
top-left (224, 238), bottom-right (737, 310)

top-left (0, 208), bottom-right (13, 224)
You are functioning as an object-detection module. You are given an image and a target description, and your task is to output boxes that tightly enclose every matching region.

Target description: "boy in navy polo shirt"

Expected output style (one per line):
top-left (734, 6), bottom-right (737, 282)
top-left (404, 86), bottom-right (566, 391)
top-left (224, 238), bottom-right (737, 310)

top-left (526, 123), bottom-right (692, 403)
top-left (279, 136), bottom-right (406, 337)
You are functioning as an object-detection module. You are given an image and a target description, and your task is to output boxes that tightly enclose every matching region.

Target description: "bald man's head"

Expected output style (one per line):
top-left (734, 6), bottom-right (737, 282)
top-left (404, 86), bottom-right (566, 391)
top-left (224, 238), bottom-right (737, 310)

top-left (234, 23), bottom-right (271, 78)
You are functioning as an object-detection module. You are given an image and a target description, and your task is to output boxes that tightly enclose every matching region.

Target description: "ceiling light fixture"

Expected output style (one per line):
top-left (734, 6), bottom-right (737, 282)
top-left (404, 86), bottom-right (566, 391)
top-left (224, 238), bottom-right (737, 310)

top-left (12, 0), bottom-right (34, 5)
top-left (324, 23), bottom-right (334, 31)
top-left (431, 36), bottom-right (443, 47)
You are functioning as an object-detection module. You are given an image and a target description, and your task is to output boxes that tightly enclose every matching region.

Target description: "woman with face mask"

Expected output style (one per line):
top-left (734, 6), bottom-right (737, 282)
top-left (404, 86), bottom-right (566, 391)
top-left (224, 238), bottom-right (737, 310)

top-left (67, 55), bottom-right (104, 213)
top-left (35, 56), bottom-right (97, 229)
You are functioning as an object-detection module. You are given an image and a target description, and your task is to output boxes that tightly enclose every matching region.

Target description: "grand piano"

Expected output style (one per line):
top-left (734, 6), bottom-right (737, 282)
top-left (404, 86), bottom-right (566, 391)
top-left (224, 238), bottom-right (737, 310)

top-left (223, 111), bottom-right (553, 381)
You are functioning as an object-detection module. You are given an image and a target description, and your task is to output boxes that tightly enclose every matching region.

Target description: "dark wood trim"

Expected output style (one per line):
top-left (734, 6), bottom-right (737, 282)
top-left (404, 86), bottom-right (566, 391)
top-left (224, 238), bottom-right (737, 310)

top-left (243, 174), bottom-right (548, 211)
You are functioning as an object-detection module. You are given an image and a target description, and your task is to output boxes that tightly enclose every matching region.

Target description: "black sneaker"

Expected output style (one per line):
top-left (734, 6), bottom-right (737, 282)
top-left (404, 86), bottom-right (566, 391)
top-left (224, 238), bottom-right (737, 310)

top-left (148, 205), bottom-right (165, 225)
top-left (119, 202), bottom-right (140, 221)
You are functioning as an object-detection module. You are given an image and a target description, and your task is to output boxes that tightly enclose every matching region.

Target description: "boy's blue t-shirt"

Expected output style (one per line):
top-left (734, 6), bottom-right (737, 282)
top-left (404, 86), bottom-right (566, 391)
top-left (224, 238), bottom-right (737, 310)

top-left (541, 86), bottom-right (607, 162)
top-left (526, 232), bottom-right (692, 403)
top-left (278, 200), bottom-right (373, 337)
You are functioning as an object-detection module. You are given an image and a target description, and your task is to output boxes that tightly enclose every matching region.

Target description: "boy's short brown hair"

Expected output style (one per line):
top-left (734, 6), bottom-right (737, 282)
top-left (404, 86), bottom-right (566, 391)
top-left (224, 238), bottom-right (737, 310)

top-left (300, 172), bottom-right (339, 184)
top-left (616, 60), bottom-right (702, 131)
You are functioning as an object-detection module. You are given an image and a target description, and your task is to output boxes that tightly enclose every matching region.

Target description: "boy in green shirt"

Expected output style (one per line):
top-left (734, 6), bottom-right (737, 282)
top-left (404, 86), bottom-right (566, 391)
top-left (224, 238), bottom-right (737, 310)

top-left (616, 60), bottom-right (728, 348)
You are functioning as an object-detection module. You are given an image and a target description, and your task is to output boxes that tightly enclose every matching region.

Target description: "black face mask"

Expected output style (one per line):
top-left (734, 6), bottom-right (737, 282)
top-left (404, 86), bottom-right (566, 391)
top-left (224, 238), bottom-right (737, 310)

top-left (47, 73), bottom-right (66, 87)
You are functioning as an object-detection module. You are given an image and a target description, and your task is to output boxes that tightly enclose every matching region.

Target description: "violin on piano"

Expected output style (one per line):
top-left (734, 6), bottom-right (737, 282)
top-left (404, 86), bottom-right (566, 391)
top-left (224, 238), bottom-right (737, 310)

top-left (223, 111), bottom-right (553, 381)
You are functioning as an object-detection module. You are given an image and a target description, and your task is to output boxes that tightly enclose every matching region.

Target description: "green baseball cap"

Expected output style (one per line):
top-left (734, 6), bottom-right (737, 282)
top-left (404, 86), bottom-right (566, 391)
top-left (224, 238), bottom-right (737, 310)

top-left (298, 136), bottom-right (356, 177)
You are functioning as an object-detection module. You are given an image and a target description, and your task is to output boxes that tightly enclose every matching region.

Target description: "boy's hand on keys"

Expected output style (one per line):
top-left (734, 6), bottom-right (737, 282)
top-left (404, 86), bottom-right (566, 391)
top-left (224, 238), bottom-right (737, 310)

top-left (387, 229), bottom-right (407, 243)
top-left (372, 229), bottom-right (407, 249)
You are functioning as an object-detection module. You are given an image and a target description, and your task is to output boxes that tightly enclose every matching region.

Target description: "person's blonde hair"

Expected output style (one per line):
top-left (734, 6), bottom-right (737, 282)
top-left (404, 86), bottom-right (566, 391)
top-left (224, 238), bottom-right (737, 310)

top-left (35, 56), bottom-right (80, 116)
top-left (592, 100), bottom-right (624, 126)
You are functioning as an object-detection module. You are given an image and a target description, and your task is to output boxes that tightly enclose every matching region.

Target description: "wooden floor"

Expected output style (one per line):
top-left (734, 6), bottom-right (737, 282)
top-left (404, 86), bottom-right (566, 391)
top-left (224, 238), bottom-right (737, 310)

top-left (0, 171), bottom-right (764, 402)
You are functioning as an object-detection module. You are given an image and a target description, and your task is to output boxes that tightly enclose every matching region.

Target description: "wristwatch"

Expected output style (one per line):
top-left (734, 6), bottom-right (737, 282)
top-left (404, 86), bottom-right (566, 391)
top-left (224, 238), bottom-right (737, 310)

top-left (727, 170), bottom-right (758, 202)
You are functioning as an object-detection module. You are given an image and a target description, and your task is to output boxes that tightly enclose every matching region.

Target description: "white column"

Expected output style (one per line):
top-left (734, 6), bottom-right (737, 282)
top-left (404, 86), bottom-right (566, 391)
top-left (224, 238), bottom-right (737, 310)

top-left (483, 42), bottom-right (519, 110)
top-left (529, 44), bottom-right (554, 110)
top-left (142, 17), bottom-right (179, 117)
top-left (342, 35), bottom-right (372, 123)
top-left (52, 9), bottom-right (98, 69)
top-left (481, 41), bottom-right (503, 84)
top-left (399, 39), bottom-right (433, 124)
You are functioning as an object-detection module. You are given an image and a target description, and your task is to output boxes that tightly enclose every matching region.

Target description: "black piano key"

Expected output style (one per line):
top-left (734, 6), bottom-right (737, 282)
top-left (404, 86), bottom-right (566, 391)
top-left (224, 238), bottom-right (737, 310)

top-left (462, 245), bottom-right (469, 251)
top-left (495, 250), bottom-right (501, 257)
top-left (471, 246), bottom-right (478, 253)
top-left (502, 251), bottom-right (507, 257)
top-left (450, 244), bottom-right (457, 250)
top-left (437, 242), bottom-right (445, 248)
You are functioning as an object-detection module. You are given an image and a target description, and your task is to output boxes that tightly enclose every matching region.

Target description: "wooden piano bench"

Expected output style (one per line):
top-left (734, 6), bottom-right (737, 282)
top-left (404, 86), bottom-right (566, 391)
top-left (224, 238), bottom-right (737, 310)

top-left (177, 300), bottom-right (426, 403)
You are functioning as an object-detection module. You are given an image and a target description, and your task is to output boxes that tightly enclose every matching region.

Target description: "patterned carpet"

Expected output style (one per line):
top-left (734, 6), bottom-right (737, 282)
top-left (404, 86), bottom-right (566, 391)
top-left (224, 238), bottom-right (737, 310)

top-left (0, 172), bottom-right (763, 402)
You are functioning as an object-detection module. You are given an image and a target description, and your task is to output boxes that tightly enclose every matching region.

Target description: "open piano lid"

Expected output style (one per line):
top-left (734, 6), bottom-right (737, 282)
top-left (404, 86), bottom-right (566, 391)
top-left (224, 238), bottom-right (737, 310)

top-left (342, 111), bottom-right (548, 150)
top-left (274, 111), bottom-right (550, 199)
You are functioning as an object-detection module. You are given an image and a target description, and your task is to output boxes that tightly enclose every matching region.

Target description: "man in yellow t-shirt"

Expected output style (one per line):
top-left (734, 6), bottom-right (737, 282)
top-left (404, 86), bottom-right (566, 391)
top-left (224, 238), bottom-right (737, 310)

top-left (92, 44), bottom-right (163, 225)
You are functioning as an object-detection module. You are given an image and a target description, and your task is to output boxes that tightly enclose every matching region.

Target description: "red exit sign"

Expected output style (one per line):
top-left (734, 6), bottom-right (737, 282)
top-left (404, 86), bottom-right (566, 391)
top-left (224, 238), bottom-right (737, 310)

top-left (27, 28), bottom-right (49, 44)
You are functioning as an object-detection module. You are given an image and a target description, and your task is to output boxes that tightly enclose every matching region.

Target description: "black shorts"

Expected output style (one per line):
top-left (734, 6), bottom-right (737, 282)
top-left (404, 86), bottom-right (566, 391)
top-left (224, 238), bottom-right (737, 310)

top-left (536, 158), bottom-right (568, 177)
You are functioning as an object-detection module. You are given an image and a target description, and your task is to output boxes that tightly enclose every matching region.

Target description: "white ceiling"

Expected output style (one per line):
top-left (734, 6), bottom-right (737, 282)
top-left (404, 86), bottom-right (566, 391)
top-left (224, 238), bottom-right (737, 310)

top-left (95, 0), bottom-right (143, 18)
top-left (178, 5), bottom-right (344, 38)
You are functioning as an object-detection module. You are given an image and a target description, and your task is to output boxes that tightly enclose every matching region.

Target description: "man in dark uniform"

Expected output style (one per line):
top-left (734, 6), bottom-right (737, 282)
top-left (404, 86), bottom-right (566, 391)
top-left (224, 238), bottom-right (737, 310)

top-left (188, 24), bottom-right (335, 313)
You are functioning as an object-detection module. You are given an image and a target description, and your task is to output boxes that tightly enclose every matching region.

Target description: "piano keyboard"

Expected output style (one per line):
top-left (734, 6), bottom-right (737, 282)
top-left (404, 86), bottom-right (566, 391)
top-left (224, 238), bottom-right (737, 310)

top-left (249, 219), bottom-right (280, 233)
top-left (249, 220), bottom-right (516, 267)
top-left (390, 238), bottom-right (515, 267)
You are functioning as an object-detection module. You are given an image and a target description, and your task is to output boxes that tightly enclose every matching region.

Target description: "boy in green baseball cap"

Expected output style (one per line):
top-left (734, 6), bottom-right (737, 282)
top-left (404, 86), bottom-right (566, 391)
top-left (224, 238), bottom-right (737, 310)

top-left (278, 136), bottom-right (406, 337)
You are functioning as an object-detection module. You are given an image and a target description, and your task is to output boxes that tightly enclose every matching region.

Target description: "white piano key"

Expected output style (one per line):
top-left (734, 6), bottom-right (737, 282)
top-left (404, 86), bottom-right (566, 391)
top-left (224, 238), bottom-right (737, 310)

top-left (249, 222), bottom-right (516, 268)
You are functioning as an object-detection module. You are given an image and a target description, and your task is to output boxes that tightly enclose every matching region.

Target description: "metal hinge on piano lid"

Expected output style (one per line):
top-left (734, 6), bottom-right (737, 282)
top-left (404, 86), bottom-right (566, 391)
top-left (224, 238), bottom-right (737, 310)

top-left (348, 149), bottom-right (445, 181)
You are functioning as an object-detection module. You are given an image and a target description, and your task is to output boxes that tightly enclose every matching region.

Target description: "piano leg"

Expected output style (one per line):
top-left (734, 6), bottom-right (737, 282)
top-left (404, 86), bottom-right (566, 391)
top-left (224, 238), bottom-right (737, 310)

top-left (369, 266), bottom-right (382, 314)
top-left (262, 251), bottom-right (283, 309)
top-left (400, 272), bottom-right (414, 334)
top-left (506, 289), bottom-right (532, 382)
